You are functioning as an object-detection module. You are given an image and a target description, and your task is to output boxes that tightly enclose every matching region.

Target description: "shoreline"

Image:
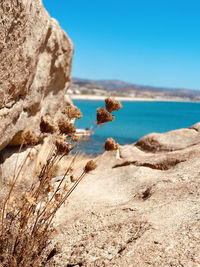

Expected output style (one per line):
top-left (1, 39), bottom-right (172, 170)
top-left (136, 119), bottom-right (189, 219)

top-left (70, 94), bottom-right (199, 103)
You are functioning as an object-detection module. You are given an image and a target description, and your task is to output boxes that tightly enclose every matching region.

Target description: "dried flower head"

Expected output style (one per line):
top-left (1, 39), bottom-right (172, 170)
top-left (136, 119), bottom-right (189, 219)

top-left (62, 105), bottom-right (82, 119)
top-left (96, 107), bottom-right (114, 124)
top-left (71, 135), bottom-right (81, 142)
top-left (58, 120), bottom-right (76, 135)
top-left (46, 184), bottom-right (54, 193)
top-left (40, 116), bottom-right (57, 134)
top-left (55, 193), bottom-right (62, 202)
top-left (55, 135), bottom-right (72, 155)
top-left (84, 160), bottom-right (97, 173)
top-left (70, 175), bottom-right (77, 182)
top-left (104, 137), bottom-right (119, 151)
top-left (105, 97), bottom-right (122, 113)
top-left (22, 130), bottom-right (38, 145)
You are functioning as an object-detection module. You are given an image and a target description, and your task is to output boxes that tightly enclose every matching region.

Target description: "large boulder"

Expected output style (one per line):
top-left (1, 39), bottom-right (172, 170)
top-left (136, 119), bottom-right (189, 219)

top-left (135, 127), bottom-right (200, 152)
top-left (0, 0), bottom-right (73, 151)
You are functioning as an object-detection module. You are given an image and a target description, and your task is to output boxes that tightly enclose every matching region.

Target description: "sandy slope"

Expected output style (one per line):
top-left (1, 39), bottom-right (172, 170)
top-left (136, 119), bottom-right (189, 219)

top-left (47, 123), bottom-right (200, 266)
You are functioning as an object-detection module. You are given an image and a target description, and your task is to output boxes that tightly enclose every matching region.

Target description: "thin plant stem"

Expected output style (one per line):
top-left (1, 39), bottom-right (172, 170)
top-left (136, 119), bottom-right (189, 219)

top-left (12, 142), bottom-right (24, 183)
top-left (1, 146), bottom-right (33, 237)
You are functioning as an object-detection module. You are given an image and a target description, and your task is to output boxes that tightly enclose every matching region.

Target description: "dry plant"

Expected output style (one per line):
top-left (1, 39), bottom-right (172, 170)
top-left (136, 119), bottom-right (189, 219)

top-left (0, 99), bottom-right (122, 266)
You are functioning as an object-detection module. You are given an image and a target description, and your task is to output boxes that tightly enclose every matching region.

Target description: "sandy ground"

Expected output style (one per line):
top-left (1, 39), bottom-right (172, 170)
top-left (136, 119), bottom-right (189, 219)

top-left (70, 94), bottom-right (194, 102)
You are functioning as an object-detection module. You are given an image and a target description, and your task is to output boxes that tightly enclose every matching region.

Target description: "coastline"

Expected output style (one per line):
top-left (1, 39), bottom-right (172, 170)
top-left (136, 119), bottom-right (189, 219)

top-left (70, 94), bottom-right (198, 102)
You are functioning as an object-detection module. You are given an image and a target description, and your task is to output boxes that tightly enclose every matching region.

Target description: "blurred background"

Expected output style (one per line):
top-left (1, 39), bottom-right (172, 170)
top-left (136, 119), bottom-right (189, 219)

top-left (43, 0), bottom-right (200, 155)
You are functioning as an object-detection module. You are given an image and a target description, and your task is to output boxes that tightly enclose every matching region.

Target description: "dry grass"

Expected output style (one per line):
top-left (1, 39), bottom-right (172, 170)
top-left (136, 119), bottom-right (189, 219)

top-left (48, 153), bottom-right (93, 178)
top-left (0, 99), bottom-right (121, 266)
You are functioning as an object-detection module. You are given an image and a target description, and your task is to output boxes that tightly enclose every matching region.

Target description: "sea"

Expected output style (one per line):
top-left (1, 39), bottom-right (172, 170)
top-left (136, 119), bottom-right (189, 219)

top-left (73, 100), bottom-right (200, 155)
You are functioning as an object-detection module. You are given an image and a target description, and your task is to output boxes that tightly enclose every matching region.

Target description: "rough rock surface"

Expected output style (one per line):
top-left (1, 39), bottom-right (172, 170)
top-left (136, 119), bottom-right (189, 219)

top-left (0, 136), bottom-right (51, 182)
top-left (135, 127), bottom-right (200, 152)
top-left (48, 124), bottom-right (200, 266)
top-left (0, 0), bottom-right (73, 150)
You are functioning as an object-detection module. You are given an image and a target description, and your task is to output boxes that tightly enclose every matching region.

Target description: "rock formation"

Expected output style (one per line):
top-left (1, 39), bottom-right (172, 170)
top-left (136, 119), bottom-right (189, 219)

top-left (1, 1), bottom-right (200, 265)
top-left (49, 124), bottom-right (200, 266)
top-left (0, 0), bottom-right (73, 151)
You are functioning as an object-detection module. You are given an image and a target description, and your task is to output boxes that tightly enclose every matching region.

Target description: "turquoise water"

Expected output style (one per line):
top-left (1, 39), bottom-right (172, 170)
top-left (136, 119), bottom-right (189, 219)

top-left (73, 100), bottom-right (200, 155)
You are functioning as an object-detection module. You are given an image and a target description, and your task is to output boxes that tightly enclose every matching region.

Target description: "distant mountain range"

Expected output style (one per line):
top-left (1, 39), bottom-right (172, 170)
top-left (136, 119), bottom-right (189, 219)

top-left (71, 77), bottom-right (200, 101)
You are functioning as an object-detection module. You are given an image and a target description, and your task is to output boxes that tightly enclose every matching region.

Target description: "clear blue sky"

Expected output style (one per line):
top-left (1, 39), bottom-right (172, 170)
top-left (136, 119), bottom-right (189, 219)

top-left (43, 0), bottom-right (200, 89)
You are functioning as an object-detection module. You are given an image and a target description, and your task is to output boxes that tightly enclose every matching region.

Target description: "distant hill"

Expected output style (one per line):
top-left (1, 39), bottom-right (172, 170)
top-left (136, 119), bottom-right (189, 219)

top-left (71, 77), bottom-right (200, 101)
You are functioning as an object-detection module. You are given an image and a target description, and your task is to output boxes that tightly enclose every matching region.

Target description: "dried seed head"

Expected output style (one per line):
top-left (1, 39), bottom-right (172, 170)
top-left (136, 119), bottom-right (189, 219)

top-left (104, 137), bottom-right (119, 151)
top-left (96, 107), bottom-right (114, 124)
top-left (71, 135), bottom-right (81, 142)
top-left (105, 97), bottom-right (122, 113)
top-left (40, 116), bottom-right (57, 134)
top-left (62, 105), bottom-right (82, 119)
top-left (55, 135), bottom-right (72, 155)
top-left (55, 193), bottom-right (62, 202)
top-left (46, 184), bottom-right (54, 193)
top-left (22, 130), bottom-right (38, 145)
top-left (84, 160), bottom-right (97, 173)
top-left (70, 175), bottom-right (77, 182)
top-left (58, 120), bottom-right (76, 135)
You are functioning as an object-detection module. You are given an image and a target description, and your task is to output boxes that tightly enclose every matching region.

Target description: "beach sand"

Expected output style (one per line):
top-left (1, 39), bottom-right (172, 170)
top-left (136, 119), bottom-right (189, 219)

top-left (70, 94), bottom-right (193, 102)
